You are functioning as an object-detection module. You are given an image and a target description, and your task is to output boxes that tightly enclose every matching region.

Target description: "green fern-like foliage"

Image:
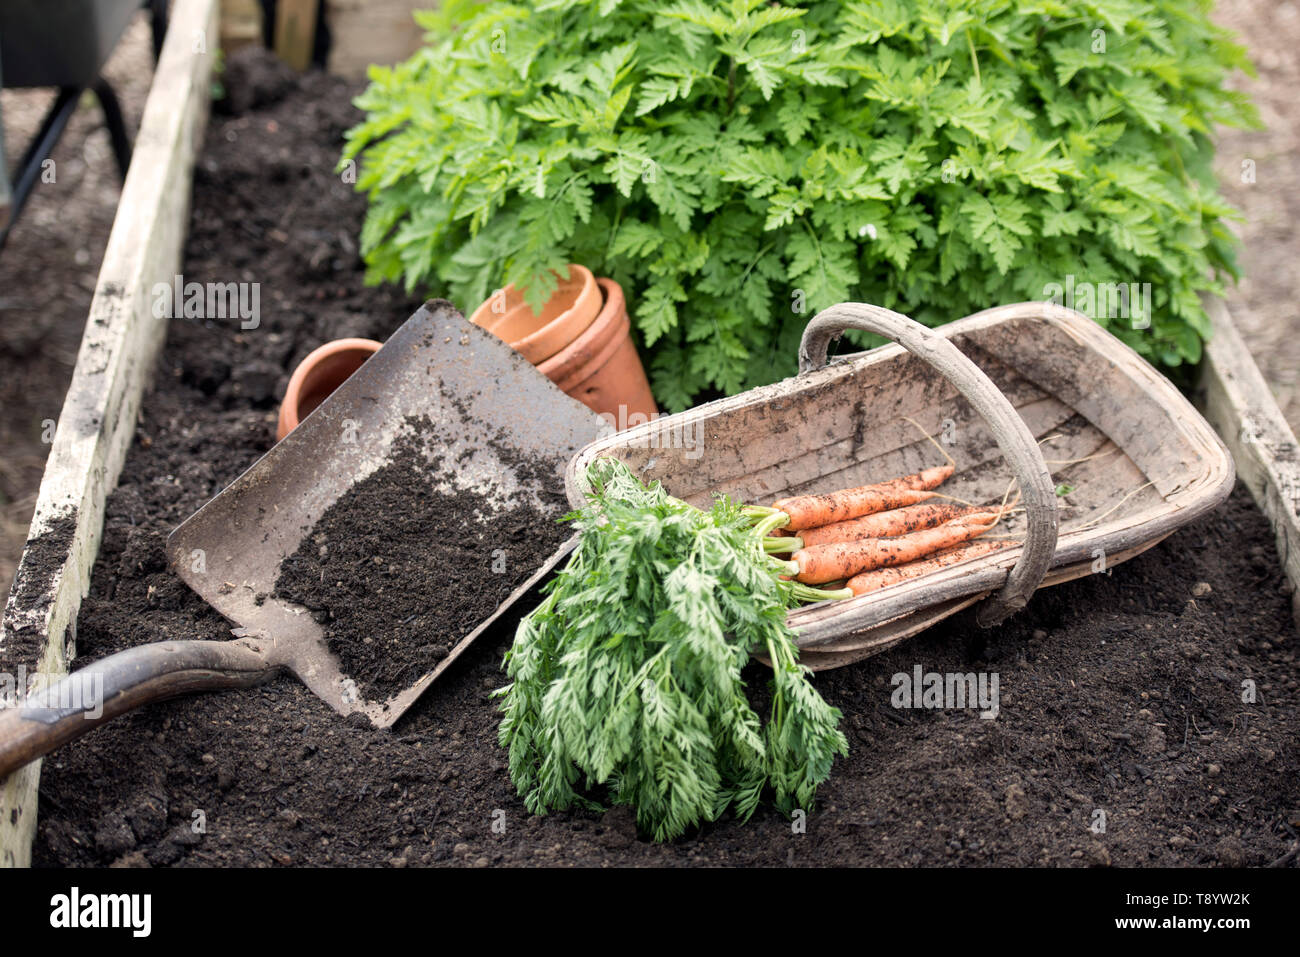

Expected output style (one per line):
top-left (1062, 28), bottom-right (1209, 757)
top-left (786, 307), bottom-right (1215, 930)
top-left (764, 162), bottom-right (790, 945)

top-left (496, 458), bottom-right (847, 841)
top-left (344, 0), bottom-right (1258, 410)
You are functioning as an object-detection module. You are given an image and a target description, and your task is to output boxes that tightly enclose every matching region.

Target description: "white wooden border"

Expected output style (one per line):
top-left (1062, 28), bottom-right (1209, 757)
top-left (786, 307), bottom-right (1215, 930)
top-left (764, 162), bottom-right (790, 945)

top-left (0, 0), bottom-right (218, 868)
top-left (1198, 296), bottom-right (1300, 629)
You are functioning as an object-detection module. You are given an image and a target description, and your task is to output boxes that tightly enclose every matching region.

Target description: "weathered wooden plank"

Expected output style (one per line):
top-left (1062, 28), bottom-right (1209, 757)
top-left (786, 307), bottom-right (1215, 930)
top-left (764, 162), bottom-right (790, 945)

top-left (0, 0), bottom-right (218, 868)
top-left (1198, 296), bottom-right (1300, 628)
top-left (221, 0), bottom-right (264, 53)
top-left (324, 0), bottom-right (426, 79)
top-left (275, 0), bottom-right (319, 71)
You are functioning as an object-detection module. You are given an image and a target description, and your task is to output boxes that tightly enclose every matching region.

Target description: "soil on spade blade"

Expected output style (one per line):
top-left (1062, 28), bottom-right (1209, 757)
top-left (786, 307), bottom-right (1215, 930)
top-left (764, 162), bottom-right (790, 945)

top-left (16, 50), bottom-right (1300, 868)
top-left (273, 420), bottom-right (571, 702)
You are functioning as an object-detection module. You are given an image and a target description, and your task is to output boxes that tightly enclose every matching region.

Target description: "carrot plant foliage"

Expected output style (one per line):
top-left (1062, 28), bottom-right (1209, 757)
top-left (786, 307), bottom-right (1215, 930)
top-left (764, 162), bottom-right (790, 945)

top-left (496, 459), bottom-right (847, 841)
top-left (345, 0), bottom-right (1257, 409)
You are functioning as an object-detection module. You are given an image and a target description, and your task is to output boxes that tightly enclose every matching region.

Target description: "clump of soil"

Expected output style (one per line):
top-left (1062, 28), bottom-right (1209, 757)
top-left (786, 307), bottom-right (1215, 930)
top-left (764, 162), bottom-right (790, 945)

top-left (274, 421), bottom-right (570, 700)
top-left (22, 50), bottom-right (1300, 868)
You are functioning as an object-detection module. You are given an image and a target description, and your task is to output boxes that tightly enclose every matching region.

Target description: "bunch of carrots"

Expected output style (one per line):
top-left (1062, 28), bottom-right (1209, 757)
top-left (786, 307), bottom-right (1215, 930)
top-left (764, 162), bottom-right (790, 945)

top-left (746, 463), bottom-right (1014, 599)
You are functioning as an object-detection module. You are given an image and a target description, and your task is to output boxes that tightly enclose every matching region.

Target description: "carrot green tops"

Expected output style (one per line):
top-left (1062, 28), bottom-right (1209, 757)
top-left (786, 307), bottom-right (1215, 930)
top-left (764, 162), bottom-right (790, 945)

top-left (496, 458), bottom-right (847, 841)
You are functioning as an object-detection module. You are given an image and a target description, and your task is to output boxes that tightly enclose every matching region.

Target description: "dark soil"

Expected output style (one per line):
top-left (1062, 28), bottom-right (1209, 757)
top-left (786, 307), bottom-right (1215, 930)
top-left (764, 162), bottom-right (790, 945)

top-left (274, 420), bottom-right (570, 700)
top-left (16, 49), bottom-right (1300, 868)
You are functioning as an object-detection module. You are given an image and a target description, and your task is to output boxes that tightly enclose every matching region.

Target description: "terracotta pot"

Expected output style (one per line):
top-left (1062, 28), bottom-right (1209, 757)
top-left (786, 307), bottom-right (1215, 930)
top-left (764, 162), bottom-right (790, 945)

top-left (538, 278), bottom-right (657, 425)
top-left (467, 264), bottom-right (601, 365)
top-left (276, 338), bottom-right (382, 440)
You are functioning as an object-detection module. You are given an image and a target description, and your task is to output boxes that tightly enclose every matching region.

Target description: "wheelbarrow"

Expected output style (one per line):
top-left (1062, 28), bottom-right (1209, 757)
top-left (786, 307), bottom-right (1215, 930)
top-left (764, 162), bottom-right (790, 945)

top-left (566, 302), bottom-right (1235, 668)
top-left (0, 0), bottom-right (167, 247)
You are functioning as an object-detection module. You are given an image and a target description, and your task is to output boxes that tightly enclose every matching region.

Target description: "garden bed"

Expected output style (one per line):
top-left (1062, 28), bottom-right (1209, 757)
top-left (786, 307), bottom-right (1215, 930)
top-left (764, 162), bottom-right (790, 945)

top-left (8, 50), bottom-right (1299, 867)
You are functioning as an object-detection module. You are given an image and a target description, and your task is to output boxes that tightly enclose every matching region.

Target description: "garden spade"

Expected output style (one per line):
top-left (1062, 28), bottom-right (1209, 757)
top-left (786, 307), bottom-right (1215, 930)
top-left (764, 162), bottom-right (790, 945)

top-left (0, 300), bottom-right (610, 777)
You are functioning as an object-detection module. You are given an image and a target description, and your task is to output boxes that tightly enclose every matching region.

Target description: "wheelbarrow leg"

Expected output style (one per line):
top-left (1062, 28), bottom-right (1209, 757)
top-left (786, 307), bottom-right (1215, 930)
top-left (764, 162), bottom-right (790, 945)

top-left (0, 101), bottom-right (10, 236)
top-left (93, 78), bottom-right (132, 183)
top-left (0, 87), bottom-right (80, 250)
top-left (147, 0), bottom-right (169, 63)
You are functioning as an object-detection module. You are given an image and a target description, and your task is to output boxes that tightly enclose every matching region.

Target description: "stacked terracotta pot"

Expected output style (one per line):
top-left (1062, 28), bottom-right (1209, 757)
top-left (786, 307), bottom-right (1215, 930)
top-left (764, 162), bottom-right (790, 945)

top-left (467, 265), bottom-right (657, 424)
top-left (277, 338), bottom-right (381, 440)
top-left (275, 266), bottom-right (657, 441)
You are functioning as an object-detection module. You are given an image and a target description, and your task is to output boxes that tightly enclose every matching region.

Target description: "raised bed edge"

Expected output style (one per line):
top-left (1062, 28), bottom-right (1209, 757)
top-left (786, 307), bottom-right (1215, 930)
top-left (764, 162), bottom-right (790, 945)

top-left (0, 0), bottom-right (218, 868)
top-left (1197, 295), bottom-right (1300, 629)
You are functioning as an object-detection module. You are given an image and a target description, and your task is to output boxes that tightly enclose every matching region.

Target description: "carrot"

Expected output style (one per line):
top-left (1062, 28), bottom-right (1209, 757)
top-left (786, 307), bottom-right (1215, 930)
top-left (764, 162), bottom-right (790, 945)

top-left (799, 502), bottom-right (989, 548)
top-left (771, 465), bottom-right (953, 530)
top-left (791, 511), bottom-right (997, 584)
top-left (845, 540), bottom-right (1016, 596)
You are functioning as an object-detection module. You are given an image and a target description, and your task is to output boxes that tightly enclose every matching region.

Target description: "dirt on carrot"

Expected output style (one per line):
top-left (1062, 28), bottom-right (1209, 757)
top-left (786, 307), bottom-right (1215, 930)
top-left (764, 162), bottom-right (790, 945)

top-left (846, 539), bottom-right (1017, 595)
top-left (799, 502), bottom-right (988, 548)
top-left (773, 465), bottom-right (953, 530)
top-left (793, 511), bottom-right (998, 584)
